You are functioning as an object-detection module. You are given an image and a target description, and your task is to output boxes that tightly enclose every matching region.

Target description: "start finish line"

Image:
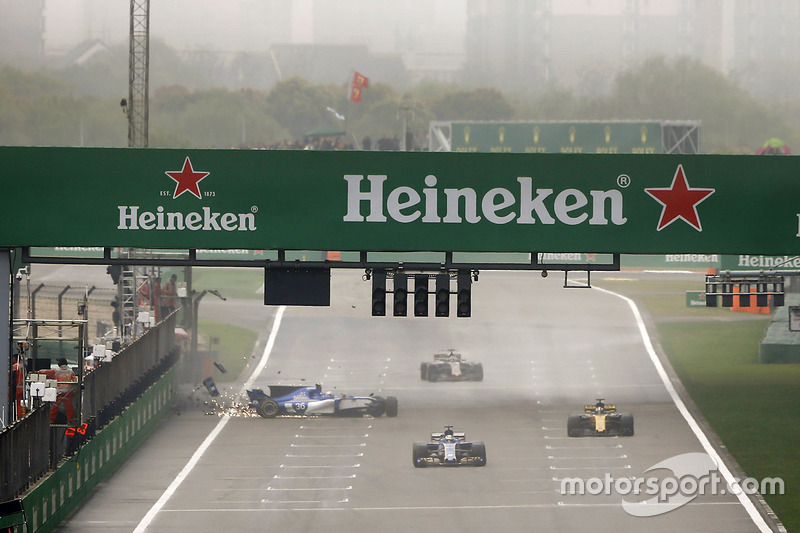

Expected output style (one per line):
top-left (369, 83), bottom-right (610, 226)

top-left (1, 146), bottom-right (799, 255)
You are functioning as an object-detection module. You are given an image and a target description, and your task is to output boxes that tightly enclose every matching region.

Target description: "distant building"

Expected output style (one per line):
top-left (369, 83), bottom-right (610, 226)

top-left (0, 0), bottom-right (45, 69)
top-left (32, 0), bottom-right (465, 90)
top-left (5, 0), bottom-right (799, 98)
top-left (465, 0), bottom-right (800, 98)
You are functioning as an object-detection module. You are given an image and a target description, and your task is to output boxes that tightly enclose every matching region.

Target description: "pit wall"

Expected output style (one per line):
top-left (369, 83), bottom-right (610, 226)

top-left (13, 367), bottom-right (176, 533)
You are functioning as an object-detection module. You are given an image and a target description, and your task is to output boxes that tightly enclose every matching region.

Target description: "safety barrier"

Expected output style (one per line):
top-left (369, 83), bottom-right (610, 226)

top-left (0, 407), bottom-right (51, 503)
top-left (0, 314), bottom-right (177, 503)
top-left (6, 366), bottom-right (176, 533)
top-left (82, 312), bottom-right (177, 421)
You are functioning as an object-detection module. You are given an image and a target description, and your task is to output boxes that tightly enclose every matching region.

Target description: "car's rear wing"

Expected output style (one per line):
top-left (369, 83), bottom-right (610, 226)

top-left (431, 432), bottom-right (466, 441)
top-left (433, 352), bottom-right (462, 362)
top-left (584, 404), bottom-right (616, 413)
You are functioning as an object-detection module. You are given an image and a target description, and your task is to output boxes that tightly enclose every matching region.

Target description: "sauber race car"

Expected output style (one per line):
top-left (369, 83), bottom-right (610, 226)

top-left (567, 399), bottom-right (634, 437)
top-left (420, 350), bottom-right (483, 382)
top-left (246, 384), bottom-right (398, 418)
top-left (413, 426), bottom-right (487, 467)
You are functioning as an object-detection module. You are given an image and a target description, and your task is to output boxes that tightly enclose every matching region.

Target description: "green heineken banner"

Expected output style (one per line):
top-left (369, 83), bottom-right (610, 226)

top-left (720, 255), bottom-right (800, 270)
top-left (1, 146), bottom-right (799, 255)
top-left (451, 121), bottom-right (663, 154)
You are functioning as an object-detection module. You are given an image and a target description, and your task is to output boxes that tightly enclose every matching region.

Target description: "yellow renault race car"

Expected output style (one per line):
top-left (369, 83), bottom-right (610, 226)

top-left (567, 399), bottom-right (634, 437)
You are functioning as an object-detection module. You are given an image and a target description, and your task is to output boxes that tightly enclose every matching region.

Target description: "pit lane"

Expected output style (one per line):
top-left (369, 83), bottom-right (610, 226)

top-left (56, 270), bottom-right (774, 532)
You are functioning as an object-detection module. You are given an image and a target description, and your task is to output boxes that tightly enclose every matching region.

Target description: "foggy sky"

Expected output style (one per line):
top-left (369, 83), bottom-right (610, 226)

top-left (41, 0), bottom-right (468, 55)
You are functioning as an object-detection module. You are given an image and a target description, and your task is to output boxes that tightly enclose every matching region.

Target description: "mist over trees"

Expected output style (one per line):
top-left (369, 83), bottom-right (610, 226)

top-left (1, 52), bottom-right (797, 152)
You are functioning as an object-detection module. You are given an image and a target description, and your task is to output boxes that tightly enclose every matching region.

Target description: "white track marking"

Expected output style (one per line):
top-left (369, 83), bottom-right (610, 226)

top-left (266, 487), bottom-right (352, 491)
top-left (279, 464), bottom-right (360, 468)
top-left (290, 443), bottom-right (366, 448)
top-left (160, 500), bottom-right (743, 513)
top-left (593, 285), bottom-right (773, 532)
top-left (273, 475), bottom-right (357, 479)
top-left (133, 306), bottom-right (286, 533)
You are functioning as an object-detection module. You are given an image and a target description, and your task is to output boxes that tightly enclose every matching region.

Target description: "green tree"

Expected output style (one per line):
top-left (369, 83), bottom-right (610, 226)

top-left (266, 76), bottom-right (343, 138)
top-left (607, 56), bottom-right (797, 152)
top-left (151, 86), bottom-right (287, 148)
top-left (429, 87), bottom-right (514, 121)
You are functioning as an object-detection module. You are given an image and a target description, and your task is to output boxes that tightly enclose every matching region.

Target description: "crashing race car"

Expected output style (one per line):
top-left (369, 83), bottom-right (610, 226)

top-left (420, 350), bottom-right (483, 382)
top-left (246, 383), bottom-right (398, 419)
top-left (567, 399), bottom-right (634, 437)
top-left (412, 426), bottom-right (486, 467)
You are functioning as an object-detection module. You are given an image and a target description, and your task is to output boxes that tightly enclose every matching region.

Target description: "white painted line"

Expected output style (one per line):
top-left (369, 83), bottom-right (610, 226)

top-left (267, 487), bottom-right (352, 491)
top-left (548, 455), bottom-right (627, 460)
top-left (545, 445), bottom-right (623, 450)
top-left (594, 285), bottom-right (773, 533)
top-left (260, 500), bottom-right (328, 504)
top-left (299, 425), bottom-right (372, 430)
top-left (273, 475), bottom-right (357, 479)
top-left (133, 306), bottom-right (286, 533)
top-left (552, 476), bottom-right (636, 482)
top-left (284, 453), bottom-right (364, 458)
top-left (492, 467), bottom-right (557, 472)
top-left (290, 443), bottom-right (366, 448)
top-left (162, 500), bottom-right (746, 513)
top-left (557, 501), bottom-right (741, 508)
top-left (550, 465), bottom-right (631, 471)
top-left (279, 464), bottom-right (361, 468)
top-left (499, 478), bottom-right (563, 483)
top-left (499, 490), bottom-right (558, 495)
top-left (295, 434), bottom-right (369, 438)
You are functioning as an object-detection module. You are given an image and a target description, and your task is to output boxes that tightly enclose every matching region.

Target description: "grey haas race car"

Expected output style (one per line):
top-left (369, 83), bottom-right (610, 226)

top-left (420, 350), bottom-right (483, 381)
top-left (413, 426), bottom-right (487, 467)
top-left (567, 399), bottom-right (634, 437)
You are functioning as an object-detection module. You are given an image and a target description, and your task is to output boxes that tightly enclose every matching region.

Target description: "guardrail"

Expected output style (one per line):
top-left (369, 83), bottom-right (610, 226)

top-left (83, 312), bottom-right (177, 421)
top-left (0, 314), bottom-right (177, 503)
top-left (0, 406), bottom-right (50, 502)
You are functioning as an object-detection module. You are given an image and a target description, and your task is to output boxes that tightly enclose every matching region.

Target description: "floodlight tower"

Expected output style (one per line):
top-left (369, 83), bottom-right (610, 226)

top-left (127, 0), bottom-right (150, 147)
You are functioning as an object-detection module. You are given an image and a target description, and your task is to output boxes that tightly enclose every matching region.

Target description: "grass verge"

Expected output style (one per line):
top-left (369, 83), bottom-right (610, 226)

top-left (596, 277), bottom-right (798, 530)
top-left (197, 318), bottom-right (259, 382)
top-left (163, 267), bottom-right (263, 300)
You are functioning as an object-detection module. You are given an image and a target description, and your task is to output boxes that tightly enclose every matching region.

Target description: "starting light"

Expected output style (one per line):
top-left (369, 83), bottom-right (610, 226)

top-left (393, 272), bottom-right (408, 316)
top-left (371, 269), bottom-right (386, 316)
top-left (414, 274), bottom-right (429, 317)
top-left (435, 274), bottom-right (450, 317)
top-left (456, 270), bottom-right (471, 318)
top-left (705, 273), bottom-right (784, 308)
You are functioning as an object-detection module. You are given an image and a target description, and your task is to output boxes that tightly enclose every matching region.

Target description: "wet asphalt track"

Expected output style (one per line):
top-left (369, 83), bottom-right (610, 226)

top-left (54, 270), bottom-right (774, 532)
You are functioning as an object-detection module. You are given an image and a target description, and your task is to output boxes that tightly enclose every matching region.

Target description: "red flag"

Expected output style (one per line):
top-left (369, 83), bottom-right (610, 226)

top-left (353, 71), bottom-right (369, 88)
top-left (349, 84), bottom-right (363, 103)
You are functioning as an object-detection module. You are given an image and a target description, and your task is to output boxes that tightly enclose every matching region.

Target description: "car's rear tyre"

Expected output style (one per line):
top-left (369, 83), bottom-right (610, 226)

top-left (384, 396), bottom-right (399, 417)
top-left (428, 366), bottom-right (441, 382)
top-left (367, 400), bottom-right (386, 418)
top-left (257, 398), bottom-right (279, 419)
top-left (420, 362), bottom-right (429, 380)
top-left (471, 442), bottom-right (487, 466)
top-left (620, 413), bottom-right (634, 436)
top-left (413, 443), bottom-right (428, 468)
top-left (567, 414), bottom-right (583, 437)
top-left (471, 363), bottom-right (484, 381)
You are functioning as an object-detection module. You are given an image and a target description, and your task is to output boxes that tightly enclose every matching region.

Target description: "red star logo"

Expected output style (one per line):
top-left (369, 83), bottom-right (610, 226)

top-left (645, 165), bottom-right (714, 231)
top-left (165, 157), bottom-right (209, 199)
